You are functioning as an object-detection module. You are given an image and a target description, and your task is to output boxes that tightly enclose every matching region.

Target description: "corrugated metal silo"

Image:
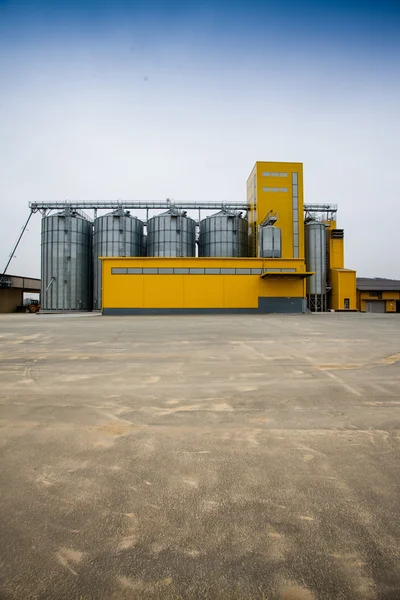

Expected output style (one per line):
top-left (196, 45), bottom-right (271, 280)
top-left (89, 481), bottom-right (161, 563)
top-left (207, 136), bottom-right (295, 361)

top-left (93, 208), bottom-right (145, 309)
top-left (147, 208), bottom-right (196, 257)
top-left (305, 222), bottom-right (327, 311)
top-left (198, 209), bottom-right (248, 257)
top-left (41, 209), bottom-right (93, 311)
top-left (259, 226), bottom-right (282, 258)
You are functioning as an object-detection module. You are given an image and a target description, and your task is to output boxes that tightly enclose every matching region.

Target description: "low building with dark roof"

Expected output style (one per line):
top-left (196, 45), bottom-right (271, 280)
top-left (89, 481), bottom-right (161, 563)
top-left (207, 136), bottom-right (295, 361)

top-left (356, 278), bottom-right (400, 313)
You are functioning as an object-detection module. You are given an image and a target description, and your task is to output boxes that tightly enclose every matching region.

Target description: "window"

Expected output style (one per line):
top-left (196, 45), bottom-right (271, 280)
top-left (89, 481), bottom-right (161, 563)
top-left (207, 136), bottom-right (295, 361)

top-left (344, 298), bottom-right (350, 309)
top-left (263, 187), bottom-right (288, 192)
top-left (189, 268), bottom-right (205, 274)
top-left (370, 291), bottom-right (382, 299)
top-left (111, 267), bottom-right (265, 276)
top-left (263, 171), bottom-right (287, 177)
top-left (112, 268), bottom-right (127, 274)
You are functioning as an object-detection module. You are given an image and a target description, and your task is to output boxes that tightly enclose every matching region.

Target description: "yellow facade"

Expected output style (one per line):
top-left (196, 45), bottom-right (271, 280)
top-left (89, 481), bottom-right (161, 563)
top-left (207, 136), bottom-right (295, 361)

top-left (357, 291), bottom-right (400, 313)
top-left (247, 162), bottom-right (304, 259)
top-left (329, 269), bottom-right (357, 311)
top-left (101, 257), bottom-right (309, 314)
top-left (328, 236), bottom-right (344, 270)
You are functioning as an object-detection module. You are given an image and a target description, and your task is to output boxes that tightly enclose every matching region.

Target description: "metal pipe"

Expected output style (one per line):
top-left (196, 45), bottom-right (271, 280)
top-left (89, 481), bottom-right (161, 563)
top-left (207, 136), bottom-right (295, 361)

top-left (45, 276), bottom-right (56, 292)
top-left (29, 201), bottom-right (249, 211)
top-left (2, 211), bottom-right (34, 274)
top-left (29, 200), bottom-right (338, 213)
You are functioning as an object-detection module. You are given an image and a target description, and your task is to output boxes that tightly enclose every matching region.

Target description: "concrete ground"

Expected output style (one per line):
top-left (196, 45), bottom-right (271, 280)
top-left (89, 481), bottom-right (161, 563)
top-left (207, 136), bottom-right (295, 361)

top-left (0, 313), bottom-right (399, 600)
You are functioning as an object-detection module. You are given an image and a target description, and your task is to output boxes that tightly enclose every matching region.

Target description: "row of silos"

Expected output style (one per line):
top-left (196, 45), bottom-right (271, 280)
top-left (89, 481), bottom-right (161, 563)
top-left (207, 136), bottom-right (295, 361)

top-left (41, 208), bottom-right (250, 311)
top-left (40, 210), bottom-right (328, 312)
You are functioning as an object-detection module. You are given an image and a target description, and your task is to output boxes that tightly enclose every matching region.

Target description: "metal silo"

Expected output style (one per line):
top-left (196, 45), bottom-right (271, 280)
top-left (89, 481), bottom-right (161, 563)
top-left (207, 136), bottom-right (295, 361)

top-left (93, 208), bottom-right (145, 309)
top-left (41, 209), bottom-right (93, 311)
top-left (305, 222), bottom-right (327, 312)
top-left (198, 209), bottom-right (248, 257)
top-left (259, 226), bottom-right (282, 258)
top-left (147, 208), bottom-right (196, 257)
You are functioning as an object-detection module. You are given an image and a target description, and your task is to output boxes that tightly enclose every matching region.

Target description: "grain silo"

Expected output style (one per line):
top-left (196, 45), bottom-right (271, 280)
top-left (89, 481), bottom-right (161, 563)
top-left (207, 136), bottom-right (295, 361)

top-left (147, 208), bottom-right (196, 257)
top-left (305, 222), bottom-right (327, 312)
top-left (198, 209), bottom-right (248, 257)
top-left (93, 208), bottom-right (145, 309)
top-left (41, 209), bottom-right (93, 311)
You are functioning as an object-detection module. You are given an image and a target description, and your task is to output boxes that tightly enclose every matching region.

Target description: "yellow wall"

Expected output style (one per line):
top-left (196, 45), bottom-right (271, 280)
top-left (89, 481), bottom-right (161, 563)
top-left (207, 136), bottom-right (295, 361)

top-left (247, 162), bottom-right (304, 260)
top-left (329, 237), bottom-right (344, 269)
top-left (102, 257), bottom-right (306, 310)
top-left (386, 300), bottom-right (397, 313)
top-left (247, 162), bottom-right (304, 258)
top-left (357, 290), bottom-right (400, 312)
top-left (329, 269), bottom-right (357, 310)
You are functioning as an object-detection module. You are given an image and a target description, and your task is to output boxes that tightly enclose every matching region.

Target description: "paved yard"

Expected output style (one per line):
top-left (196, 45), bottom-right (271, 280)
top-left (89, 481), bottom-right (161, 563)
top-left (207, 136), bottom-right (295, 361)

top-left (0, 313), bottom-right (399, 600)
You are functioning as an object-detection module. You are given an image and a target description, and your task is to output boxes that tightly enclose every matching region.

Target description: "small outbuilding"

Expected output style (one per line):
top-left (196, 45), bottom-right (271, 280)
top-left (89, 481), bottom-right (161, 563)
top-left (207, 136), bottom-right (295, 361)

top-left (0, 274), bottom-right (41, 313)
top-left (356, 278), bottom-right (400, 313)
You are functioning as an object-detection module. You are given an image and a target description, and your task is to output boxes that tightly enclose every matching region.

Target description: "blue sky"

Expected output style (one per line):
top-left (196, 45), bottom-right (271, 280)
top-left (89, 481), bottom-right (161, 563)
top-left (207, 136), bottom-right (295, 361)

top-left (1, 0), bottom-right (399, 277)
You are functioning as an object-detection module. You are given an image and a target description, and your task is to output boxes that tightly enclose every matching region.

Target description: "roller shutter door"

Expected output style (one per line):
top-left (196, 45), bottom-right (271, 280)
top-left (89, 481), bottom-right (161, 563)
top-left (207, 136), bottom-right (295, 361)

top-left (366, 301), bottom-right (385, 313)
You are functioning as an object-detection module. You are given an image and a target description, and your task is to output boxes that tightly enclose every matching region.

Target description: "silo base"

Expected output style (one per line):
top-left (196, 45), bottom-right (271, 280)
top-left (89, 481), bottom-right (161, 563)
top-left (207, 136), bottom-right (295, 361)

top-left (307, 294), bottom-right (327, 312)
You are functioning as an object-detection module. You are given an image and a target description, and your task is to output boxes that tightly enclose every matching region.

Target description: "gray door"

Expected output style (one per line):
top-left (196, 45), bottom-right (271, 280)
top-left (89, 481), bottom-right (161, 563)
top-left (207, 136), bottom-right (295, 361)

top-left (366, 301), bottom-right (385, 313)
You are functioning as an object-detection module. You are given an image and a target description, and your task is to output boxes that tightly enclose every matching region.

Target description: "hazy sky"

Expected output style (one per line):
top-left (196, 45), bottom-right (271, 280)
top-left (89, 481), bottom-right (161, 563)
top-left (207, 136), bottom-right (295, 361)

top-left (1, 0), bottom-right (399, 279)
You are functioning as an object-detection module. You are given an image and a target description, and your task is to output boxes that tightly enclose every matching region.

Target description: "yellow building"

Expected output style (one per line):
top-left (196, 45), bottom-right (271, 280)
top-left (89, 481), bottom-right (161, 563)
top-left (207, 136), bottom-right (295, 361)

top-left (325, 222), bottom-right (357, 311)
top-left (101, 257), bottom-right (310, 314)
top-left (357, 278), bottom-right (400, 313)
top-left (100, 161), bottom-right (356, 315)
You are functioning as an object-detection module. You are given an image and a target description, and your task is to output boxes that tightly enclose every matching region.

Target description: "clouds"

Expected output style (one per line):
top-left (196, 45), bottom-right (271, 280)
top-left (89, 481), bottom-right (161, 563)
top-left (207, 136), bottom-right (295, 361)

top-left (0, 0), bottom-right (399, 277)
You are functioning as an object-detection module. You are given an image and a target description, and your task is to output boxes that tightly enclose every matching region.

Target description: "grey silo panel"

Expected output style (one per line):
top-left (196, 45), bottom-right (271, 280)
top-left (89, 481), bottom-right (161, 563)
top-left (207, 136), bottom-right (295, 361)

top-left (41, 211), bottom-right (93, 311)
top-left (259, 226), bottom-right (282, 258)
top-left (305, 222), bottom-right (327, 295)
top-left (198, 211), bottom-right (248, 257)
top-left (93, 210), bottom-right (145, 309)
top-left (147, 211), bottom-right (196, 257)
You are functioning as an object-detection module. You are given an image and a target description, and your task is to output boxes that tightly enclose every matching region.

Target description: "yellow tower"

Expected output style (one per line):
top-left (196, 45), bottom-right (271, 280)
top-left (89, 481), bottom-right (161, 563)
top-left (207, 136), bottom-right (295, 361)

top-left (246, 161), bottom-right (304, 259)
